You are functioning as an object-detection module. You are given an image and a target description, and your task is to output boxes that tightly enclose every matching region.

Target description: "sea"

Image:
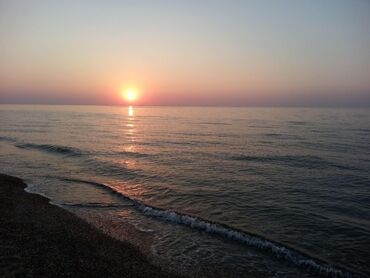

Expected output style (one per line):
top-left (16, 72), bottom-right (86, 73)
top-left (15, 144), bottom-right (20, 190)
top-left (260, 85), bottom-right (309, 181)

top-left (0, 105), bottom-right (369, 277)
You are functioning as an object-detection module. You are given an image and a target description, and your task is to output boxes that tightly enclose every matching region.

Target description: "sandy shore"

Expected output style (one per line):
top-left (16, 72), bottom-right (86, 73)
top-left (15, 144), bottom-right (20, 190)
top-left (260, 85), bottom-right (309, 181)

top-left (0, 174), bottom-right (178, 278)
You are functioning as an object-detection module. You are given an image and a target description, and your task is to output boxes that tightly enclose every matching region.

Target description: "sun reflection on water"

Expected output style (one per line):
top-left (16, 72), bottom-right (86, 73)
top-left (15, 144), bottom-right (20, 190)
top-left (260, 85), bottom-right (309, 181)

top-left (128, 105), bottom-right (134, 117)
top-left (124, 105), bottom-right (137, 155)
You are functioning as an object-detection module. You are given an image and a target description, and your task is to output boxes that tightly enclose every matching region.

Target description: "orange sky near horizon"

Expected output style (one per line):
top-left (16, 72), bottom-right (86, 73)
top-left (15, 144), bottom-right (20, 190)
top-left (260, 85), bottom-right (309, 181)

top-left (0, 0), bottom-right (369, 106)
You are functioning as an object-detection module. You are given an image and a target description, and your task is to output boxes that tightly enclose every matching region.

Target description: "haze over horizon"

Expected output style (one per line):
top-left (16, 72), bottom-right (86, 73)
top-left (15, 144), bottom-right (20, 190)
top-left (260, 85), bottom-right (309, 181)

top-left (1, 0), bottom-right (369, 106)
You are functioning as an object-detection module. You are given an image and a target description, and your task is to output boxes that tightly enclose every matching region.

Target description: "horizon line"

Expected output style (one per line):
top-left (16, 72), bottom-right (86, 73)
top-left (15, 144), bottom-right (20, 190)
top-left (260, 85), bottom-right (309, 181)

top-left (0, 103), bottom-right (369, 109)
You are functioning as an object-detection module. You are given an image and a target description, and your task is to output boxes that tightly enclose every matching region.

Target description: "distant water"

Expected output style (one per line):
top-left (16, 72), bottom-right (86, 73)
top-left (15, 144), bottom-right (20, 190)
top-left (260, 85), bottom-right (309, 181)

top-left (0, 105), bottom-right (369, 277)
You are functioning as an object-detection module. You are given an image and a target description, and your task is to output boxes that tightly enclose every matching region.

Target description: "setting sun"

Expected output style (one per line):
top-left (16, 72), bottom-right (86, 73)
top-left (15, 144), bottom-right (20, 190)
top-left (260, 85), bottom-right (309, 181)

top-left (122, 88), bottom-right (138, 103)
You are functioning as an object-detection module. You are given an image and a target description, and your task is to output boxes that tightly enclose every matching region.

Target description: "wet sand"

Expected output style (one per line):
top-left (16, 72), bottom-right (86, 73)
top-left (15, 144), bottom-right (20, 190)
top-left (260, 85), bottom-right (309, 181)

top-left (0, 173), bottom-right (178, 278)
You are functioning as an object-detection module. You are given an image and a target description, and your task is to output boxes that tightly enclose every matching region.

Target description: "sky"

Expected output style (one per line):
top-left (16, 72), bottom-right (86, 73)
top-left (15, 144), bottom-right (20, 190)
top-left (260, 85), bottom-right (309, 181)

top-left (0, 0), bottom-right (369, 106)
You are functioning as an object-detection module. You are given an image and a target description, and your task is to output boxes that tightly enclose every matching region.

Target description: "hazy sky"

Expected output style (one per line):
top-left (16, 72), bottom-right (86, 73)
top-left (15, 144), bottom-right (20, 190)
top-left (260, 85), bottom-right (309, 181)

top-left (0, 0), bottom-right (369, 106)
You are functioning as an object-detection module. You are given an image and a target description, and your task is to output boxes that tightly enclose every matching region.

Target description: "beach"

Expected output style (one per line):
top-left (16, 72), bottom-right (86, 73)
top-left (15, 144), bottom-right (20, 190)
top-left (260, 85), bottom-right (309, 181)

top-left (0, 173), bottom-right (177, 278)
top-left (1, 0), bottom-right (369, 276)
top-left (0, 106), bottom-right (368, 277)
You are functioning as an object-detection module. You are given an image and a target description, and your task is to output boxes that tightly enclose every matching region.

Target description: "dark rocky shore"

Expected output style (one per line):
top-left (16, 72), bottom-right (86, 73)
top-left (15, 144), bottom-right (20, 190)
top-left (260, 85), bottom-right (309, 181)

top-left (0, 174), bottom-right (178, 278)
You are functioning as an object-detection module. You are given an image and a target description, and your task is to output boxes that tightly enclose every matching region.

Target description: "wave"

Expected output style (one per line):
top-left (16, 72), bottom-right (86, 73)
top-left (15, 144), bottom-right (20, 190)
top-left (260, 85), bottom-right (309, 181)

top-left (141, 208), bottom-right (353, 277)
top-left (164, 140), bottom-right (222, 146)
top-left (196, 122), bottom-right (232, 126)
top-left (60, 177), bottom-right (353, 277)
top-left (230, 154), bottom-right (357, 171)
top-left (115, 150), bottom-right (151, 158)
top-left (60, 202), bottom-right (134, 208)
top-left (15, 143), bottom-right (83, 156)
top-left (82, 158), bottom-right (150, 181)
top-left (288, 121), bottom-right (308, 126)
top-left (263, 133), bottom-right (302, 140)
top-left (0, 136), bottom-right (17, 142)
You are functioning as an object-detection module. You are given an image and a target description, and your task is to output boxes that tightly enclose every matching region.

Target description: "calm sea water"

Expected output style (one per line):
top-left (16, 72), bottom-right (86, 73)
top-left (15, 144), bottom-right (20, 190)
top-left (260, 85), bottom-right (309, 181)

top-left (0, 105), bottom-right (369, 277)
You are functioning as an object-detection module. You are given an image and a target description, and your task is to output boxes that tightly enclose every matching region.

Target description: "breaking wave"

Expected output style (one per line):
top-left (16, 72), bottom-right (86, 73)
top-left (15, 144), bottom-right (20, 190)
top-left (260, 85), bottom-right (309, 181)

top-left (60, 177), bottom-right (353, 277)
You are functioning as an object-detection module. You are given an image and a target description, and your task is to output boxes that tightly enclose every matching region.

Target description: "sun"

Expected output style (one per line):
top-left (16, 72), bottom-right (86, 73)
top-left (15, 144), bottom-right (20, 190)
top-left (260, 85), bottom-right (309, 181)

top-left (122, 88), bottom-right (138, 103)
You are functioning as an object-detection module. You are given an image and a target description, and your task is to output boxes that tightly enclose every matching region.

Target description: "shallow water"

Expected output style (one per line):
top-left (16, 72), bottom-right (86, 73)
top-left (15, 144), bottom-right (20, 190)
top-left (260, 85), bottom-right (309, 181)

top-left (0, 105), bottom-right (369, 277)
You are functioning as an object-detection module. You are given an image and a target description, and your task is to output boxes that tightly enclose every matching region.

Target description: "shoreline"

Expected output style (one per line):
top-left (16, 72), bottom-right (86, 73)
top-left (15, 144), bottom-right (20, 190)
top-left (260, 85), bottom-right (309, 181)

top-left (0, 173), bottom-right (178, 278)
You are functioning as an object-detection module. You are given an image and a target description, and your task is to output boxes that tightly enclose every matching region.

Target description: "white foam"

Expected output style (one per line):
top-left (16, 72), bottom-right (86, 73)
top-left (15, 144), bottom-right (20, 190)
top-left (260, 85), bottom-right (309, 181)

top-left (50, 177), bottom-right (354, 277)
top-left (135, 205), bottom-right (351, 277)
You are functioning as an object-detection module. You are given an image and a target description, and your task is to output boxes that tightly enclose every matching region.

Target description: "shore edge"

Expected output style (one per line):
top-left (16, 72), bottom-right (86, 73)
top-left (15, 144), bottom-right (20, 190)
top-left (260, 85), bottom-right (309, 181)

top-left (0, 173), bottom-right (178, 278)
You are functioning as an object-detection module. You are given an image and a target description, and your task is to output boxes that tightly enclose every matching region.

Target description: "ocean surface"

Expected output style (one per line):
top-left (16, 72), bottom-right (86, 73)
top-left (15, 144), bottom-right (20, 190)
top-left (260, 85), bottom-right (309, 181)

top-left (0, 105), bottom-right (369, 277)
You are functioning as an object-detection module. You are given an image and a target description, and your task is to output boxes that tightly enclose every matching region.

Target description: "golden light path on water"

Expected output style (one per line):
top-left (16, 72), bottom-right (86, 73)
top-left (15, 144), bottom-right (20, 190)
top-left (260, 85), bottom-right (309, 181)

top-left (123, 105), bottom-right (137, 169)
top-left (128, 105), bottom-right (134, 117)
